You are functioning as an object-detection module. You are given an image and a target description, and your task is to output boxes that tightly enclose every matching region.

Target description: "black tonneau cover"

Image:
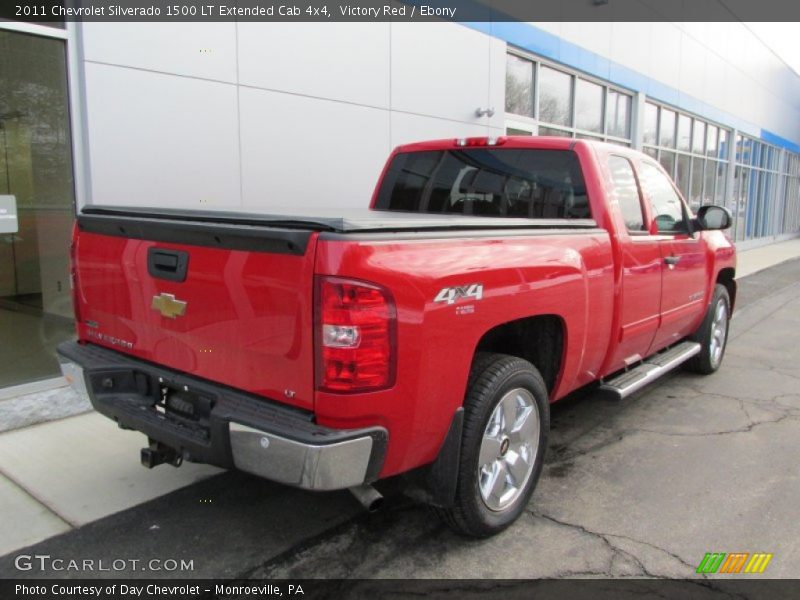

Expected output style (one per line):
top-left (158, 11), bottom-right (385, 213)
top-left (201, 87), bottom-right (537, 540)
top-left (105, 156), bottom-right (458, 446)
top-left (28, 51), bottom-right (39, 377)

top-left (81, 205), bottom-right (597, 234)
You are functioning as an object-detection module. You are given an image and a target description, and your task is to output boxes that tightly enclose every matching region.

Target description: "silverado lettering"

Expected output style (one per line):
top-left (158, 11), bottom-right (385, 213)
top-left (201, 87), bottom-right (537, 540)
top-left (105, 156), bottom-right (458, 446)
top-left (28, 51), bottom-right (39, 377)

top-left (58, 137), bottom-right (736, 537)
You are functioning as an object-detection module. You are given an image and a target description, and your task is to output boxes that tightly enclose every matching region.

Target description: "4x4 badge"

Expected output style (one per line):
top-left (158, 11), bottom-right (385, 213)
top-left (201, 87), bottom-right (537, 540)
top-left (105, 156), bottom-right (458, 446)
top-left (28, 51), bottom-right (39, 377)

top-left (152, 293), bottom-right (187, 319)
top-left (434, 283), bottom-right (484, 305)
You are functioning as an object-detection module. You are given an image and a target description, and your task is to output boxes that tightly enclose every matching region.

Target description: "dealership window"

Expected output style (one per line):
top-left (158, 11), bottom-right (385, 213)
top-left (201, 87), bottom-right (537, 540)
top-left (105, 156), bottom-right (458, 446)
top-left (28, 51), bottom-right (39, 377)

top-left (538, 65), bottom-right (572, 127)
top-left (504, 51), bottom-right (799, 245)
top-left (504, 51), bottom-right (633, 147)
top-left (782, 153), bottom-right (800, 236)
top-left (659, 109), bottom-right (676, 148)
top-left (732, 135), bottom-right (788, 242)
top-left (607, 90), bottom-right (631, 139)
top-left (642, 101), bottom-right (730, 215)
top-left (575, 79), bottom-right (604, 134)
top-left (505, 53), bottom-right (534, 118)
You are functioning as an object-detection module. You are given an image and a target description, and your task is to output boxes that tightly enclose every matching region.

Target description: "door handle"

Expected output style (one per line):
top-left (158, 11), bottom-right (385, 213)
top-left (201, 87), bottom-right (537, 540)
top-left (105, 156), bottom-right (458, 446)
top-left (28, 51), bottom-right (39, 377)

top-left (664, 255), bottom-right (681, 266)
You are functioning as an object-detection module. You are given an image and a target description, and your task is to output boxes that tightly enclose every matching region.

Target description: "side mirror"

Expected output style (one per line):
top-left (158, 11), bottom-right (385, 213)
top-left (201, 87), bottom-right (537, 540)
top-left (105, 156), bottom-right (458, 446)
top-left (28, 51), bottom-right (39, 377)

top-left (695, 205), bottom-right (732, 230)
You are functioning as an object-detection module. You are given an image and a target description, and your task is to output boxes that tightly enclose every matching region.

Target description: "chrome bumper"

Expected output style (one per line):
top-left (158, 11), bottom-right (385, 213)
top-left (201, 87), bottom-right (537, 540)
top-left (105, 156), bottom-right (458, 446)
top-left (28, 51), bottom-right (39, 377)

top-left (229, 423), bottom-right (375, 490)
top-left (57, 346), bottom-right (386, 492)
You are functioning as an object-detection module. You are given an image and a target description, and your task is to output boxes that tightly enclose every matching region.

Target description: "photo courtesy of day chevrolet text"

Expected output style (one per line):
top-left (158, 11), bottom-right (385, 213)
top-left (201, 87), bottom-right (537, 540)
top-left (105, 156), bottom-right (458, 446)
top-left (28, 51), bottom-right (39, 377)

top-left (14, 584), bottom-right (305, 597)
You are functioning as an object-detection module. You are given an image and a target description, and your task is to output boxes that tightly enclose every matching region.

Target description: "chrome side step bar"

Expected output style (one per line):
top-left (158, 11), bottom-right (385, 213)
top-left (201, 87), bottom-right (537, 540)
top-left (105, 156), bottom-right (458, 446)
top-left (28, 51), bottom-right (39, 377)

top-left (599, 341), bottom-right (702, 399)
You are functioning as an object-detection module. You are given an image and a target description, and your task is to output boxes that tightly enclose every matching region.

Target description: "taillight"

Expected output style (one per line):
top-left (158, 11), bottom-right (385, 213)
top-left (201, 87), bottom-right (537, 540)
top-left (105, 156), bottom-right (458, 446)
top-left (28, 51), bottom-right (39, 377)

top-left (69, 223), bottom-right (82, 325)
top-left (315, 276), bottom-right (396, 393)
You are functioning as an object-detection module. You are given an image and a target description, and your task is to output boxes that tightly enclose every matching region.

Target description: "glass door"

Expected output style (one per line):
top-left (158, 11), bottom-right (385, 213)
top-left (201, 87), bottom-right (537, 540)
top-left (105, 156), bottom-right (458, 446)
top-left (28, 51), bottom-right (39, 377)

top-left (0, 30), bottom-right (76, 387)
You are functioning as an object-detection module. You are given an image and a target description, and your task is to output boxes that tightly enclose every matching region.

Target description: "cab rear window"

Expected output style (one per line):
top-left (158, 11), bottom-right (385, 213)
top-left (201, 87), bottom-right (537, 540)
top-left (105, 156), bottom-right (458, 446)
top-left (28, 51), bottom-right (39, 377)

top-left (375, 148), bottom-right (590, 219)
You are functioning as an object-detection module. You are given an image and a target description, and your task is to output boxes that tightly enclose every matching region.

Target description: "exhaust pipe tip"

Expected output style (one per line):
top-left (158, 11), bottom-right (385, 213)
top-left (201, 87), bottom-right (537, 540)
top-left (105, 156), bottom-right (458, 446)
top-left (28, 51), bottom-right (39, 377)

top-left (349, 484), bottom-right (384, 513)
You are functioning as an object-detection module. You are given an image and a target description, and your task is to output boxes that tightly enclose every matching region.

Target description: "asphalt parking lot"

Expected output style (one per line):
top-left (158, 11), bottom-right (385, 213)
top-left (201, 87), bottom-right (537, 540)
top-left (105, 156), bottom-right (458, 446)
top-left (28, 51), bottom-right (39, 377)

top-left (2, 257), bottom-right (799, 580)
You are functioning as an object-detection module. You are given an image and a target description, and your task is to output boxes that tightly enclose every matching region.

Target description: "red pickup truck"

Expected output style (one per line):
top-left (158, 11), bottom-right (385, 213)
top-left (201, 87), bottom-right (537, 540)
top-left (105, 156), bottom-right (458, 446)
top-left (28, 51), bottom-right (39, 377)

top-left (58, 137), bottom-right (735, 537)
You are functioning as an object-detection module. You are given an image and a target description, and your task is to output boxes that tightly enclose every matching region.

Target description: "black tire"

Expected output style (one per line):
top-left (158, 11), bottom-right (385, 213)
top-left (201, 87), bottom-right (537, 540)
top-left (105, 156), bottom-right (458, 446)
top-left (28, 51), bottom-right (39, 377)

top-left (434, 352), bottom-right (549, 537)
top-left (686, 284), bottom-right (731, 375)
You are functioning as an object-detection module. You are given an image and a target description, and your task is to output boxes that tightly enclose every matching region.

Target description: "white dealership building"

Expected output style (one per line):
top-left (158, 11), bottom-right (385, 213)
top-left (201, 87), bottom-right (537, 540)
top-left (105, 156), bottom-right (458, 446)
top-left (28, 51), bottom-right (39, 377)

top-left (1, 14), bottom-right (799, 389)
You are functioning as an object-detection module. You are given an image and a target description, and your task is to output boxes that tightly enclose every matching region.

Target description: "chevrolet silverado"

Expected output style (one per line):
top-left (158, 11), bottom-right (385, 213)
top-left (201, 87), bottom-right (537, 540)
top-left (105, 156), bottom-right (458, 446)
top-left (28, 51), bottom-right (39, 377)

top-left (58, 137), bottom-right (736, 536)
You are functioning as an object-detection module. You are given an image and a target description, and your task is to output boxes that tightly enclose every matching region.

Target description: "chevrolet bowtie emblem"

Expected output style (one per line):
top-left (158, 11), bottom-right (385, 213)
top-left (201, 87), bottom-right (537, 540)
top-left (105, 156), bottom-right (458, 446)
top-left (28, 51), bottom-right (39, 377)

top-left (151, 293), bottom-right (187, 319)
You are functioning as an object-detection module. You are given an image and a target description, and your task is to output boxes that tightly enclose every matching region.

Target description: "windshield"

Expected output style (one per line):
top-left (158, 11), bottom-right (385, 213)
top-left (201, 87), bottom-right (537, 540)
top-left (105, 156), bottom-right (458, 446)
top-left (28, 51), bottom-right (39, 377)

top-left (375, 148), bottom-right (590, 219)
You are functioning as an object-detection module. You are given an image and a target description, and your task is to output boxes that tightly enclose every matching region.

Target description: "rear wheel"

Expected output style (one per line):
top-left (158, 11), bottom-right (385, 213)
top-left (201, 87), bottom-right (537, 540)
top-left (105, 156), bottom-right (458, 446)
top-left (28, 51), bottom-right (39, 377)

top-left (434, 353), bottom-right (549, 537)
top-left (686, 284), bottom-right (731, 374)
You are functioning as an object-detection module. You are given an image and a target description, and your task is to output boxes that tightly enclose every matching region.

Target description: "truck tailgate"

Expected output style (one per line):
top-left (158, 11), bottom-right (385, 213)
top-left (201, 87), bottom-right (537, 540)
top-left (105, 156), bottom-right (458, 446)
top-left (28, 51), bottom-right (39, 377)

top-left (73, 213), bottom-right (318, 412)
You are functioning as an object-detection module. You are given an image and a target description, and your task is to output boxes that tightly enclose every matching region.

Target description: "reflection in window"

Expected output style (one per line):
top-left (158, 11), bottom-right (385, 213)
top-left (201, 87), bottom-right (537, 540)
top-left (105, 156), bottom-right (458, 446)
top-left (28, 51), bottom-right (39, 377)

top-left (575, 78), bottom-right (603, 133)
top-left (640, 162), bottom-right (686, 233)
top-left (505, 54), bottom-right (534, 118)
top-left (506, 127), bottom-right (533, 136)
top-left (539, 66), bottom-right (572, 127)
top-left (659, 151), bottom-right (676, 179)
top-left (0, 31), bottom-right (76, 388)
top-left (735, 135), bottom-right (746, 164)
top-left (677, 115), bottom-right (692, 152)
top-left (730, 134), bottom-right (784, 241)
top-left (692, 120), bottom-right (705, 154)
top-left (376, 149), bottom-right (590, 220)
top-left (715, 163), bottom-right (728, 207)
top-left (733, 166), bottom-right (748, 241)
top-left (718, 129), bottom-right (729, 160)
top-left (704, 159), bottom-right (716, 206)
top-left (608, 156), bottom-right (645, 231)
top-left (761, 146), bottom-right (772, 170)
top-left (606, 90), bottom-right (631, 139)
top-left (750, 142), bottom-right (761, 168)
top-left (676, 154), bottom-right (690, 197)
top-left (706, 125), bottom-right (718, 158)
top-left (660, 109), bottom-right (676, 148)
top-left (538, 126), bottom-right (571, 138)
top-left (504, 56), bottom-right (634, 146)
top-left (690, 156), bottom-right (704, 209)
top-left (643, 102), bottom-right (658, 146)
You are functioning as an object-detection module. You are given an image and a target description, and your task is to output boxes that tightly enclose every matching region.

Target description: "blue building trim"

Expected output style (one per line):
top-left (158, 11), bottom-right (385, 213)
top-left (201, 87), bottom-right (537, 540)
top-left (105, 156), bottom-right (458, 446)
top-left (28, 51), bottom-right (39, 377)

top-left (467, 21), bottom-right (800, 153)
top-left (761, 130), bottom-right (800, 155)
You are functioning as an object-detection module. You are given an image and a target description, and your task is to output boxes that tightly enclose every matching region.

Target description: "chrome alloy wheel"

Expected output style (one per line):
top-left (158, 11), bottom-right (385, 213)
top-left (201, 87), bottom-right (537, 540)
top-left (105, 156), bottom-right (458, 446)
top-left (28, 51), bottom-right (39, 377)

top-left (709, 299), bottom-right (728, 368)
top-left (477, 388), bottom-right (540, 512)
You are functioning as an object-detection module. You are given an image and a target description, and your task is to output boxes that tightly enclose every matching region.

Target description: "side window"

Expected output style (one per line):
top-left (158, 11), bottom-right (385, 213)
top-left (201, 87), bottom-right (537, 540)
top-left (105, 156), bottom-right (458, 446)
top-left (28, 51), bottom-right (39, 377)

top-left (639, 161), bottom-right (687, 233)
top-left (608, 155), bottom-right (646, 232)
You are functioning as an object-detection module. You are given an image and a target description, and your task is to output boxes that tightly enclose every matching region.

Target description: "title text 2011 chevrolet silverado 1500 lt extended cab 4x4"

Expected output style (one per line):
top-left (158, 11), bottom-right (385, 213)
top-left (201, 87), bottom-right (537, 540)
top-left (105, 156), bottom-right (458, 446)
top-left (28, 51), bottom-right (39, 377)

top-left (58, 137), bottom-right (735, 537)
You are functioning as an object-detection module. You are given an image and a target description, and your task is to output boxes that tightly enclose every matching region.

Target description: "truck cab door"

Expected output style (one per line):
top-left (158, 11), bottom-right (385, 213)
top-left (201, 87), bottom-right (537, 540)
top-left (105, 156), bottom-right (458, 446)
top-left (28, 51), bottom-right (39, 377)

top-left (603, 156), bottom-right (662, 372)
top-left (638, 161), bottom-right (708, 352)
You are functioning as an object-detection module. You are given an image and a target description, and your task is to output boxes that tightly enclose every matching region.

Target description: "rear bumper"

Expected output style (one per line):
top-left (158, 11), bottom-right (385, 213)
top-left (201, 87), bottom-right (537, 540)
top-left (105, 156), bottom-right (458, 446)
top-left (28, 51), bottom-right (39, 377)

top-left (56, 341), bottom-right (387, 491)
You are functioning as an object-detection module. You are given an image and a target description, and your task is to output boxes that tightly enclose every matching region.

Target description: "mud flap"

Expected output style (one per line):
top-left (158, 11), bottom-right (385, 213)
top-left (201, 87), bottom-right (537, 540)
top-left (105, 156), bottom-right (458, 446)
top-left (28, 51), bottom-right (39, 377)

top-left (404, 408), bottom-right (464, 507)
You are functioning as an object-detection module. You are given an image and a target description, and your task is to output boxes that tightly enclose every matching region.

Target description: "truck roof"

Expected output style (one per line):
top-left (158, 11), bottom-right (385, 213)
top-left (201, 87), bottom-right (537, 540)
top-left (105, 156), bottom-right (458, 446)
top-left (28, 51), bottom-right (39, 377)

top-left (393, 135), bottom-right (577, 155)
top-left (392, 135), bottom-right (641, 160)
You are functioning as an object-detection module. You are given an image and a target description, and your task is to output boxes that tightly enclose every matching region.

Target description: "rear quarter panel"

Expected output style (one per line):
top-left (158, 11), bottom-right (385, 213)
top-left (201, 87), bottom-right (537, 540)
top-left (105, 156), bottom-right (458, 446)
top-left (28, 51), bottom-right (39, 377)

top-left (314, 231), bottom-right (614, 476)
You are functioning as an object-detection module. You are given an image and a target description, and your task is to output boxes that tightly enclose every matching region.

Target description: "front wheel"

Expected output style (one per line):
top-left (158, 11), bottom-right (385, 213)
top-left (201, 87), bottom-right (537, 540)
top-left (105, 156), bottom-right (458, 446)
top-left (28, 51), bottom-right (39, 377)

top-left (686, 284), bottom-right (731, 374)
top-left (434, 353), bottom-right (549, 537)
